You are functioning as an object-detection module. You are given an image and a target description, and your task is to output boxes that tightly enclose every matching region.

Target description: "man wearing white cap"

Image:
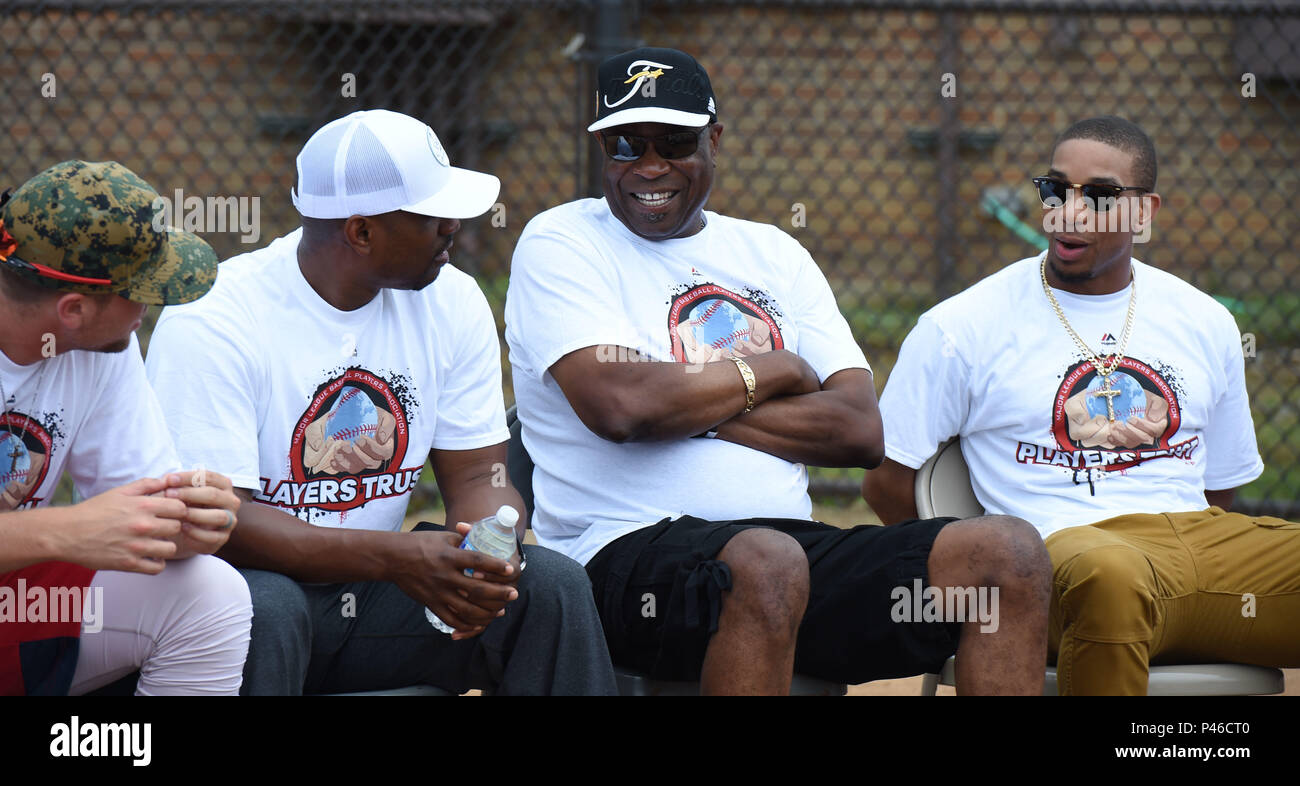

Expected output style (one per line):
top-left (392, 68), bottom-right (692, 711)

top-left (146, 109), bottom-right (617, 695)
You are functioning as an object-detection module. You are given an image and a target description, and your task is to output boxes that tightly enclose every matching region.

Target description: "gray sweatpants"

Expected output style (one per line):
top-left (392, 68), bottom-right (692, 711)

top-left (238, 541), bottom-right (617, 696)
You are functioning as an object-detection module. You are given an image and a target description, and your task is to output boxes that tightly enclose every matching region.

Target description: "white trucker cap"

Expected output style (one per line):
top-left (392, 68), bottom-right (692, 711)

top-left (291, 109), bottom-right (500, 220)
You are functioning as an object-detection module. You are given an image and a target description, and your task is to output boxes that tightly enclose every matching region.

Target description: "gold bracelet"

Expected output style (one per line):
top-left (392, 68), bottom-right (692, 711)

top-left (730, 356), bottom-right (756, 412)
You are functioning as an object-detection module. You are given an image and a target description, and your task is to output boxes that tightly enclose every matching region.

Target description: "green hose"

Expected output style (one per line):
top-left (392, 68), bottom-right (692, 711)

top-left (980, 193), bottom-right (1048, 251)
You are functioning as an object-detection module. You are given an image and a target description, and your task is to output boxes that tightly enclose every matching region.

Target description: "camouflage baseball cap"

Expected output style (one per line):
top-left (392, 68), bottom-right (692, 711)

top-left (0, 160), bottom-right (216, 305)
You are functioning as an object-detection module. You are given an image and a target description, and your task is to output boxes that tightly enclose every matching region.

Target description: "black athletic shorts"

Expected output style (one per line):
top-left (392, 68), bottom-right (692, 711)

top-left (584, 515), bottom-right (961, 684)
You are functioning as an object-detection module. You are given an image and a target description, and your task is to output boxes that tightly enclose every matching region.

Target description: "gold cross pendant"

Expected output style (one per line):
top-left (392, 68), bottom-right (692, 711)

top-left (1093, 375), bottom-right (1121, 422)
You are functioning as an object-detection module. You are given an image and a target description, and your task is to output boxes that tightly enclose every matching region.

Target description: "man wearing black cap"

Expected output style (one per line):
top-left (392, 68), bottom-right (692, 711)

top-left (0, 160), bottom-right (251, 695)
top-left (505, 48), bottom-right (1052, 694)
top-left (147, 110), bottom-right (617, 695)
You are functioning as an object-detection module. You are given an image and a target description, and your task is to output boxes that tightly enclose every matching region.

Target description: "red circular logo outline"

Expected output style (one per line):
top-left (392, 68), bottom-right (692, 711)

top-left (667, 284), bottom-right (784, 362)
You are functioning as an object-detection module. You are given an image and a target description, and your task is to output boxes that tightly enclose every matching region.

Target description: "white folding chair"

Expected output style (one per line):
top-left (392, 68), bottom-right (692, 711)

top-left (915, 437), bottom-right (1285, 696)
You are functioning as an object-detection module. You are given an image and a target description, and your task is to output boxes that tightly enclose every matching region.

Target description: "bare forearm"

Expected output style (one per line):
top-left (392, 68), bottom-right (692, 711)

top-left (445, 488), bottom-right (528, 541)
top-left (0, 507), bottom-right (64, 572)
top-left (716, 391), bottom-right (883, 468)
top-left (862, 458), bottom-right (920, 524)
top-left (218, 491), bottom-right (405, 583)
top-left (434, 444), bottom-right (529, 540)
top-left (554, 347), bottom-right (819, 444)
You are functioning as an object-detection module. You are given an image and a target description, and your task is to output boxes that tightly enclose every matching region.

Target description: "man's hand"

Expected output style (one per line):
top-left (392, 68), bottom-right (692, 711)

top-left (158, 470), bottom-right (241, 559)
top-left (714, 367), bottom-right (882, 468)
top-left (50, 477), bottom-right (189, 573)
top-left (390, 527), bottom-right (519, 640)
top-left (551, 345), bottom-right (823, 443)
top-left (454, 520), bottom-right (525, 585)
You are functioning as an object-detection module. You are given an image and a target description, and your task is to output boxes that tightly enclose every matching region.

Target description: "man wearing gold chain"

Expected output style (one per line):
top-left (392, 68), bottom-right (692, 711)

top-left (864, 116), bottom-right (1300, 695)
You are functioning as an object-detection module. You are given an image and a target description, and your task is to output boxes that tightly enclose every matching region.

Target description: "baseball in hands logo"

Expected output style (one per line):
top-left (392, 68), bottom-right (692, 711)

top-left (668, 284), bottom-right (783, 364)
top-left (258, 368), bottom-right (421, 513)
top-left (0, 413), bottom-right (52, 510)
top-left (1017, 356), bottom-right (1195, 475)
top-left (322, 387), bottom-right (380, 444)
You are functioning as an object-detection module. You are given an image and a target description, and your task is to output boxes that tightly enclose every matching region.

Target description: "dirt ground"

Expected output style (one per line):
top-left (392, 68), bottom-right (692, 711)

top-left (409, 499), bottom-right (1297, 696)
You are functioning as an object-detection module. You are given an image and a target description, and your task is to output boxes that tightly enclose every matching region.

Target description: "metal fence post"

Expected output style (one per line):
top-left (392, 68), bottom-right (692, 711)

top-left (582, 0), bottom-right (642, 198)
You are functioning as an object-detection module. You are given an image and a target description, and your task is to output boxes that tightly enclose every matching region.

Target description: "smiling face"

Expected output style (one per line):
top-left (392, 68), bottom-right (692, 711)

top-left (1042, 138), bottom-right (1160, 295)
top-left (599, 121), bottom-right (723, 241)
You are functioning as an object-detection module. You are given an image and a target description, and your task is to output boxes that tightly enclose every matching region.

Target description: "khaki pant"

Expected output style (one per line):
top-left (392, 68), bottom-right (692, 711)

top-left (1045, 507), bottom-right (1300, 695)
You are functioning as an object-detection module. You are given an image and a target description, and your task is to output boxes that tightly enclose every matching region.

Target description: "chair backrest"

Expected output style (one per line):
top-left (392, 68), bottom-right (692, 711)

top-left (914, 437), bottom-right (984, 519)
top-left (505, 405), bottom-right (535, 521)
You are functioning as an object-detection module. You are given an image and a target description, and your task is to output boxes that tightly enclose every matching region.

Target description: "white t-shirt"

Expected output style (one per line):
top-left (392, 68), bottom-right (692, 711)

top-left (505, 198), bottom-right (871, 565)
top-left (145, 228), bottom-right (509, 532)
top-left (879, 252), bottom-right (1264, 539)
top-left (1, 334), bottom-right (179, 510)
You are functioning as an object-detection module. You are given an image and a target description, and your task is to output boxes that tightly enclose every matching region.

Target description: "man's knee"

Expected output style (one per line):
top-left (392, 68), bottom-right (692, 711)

top-left (516, 545), bottom-right (594, 608)
top-left (716, 528), bottom-right (809, 632)
top-left (171, 555), bottom-right (252, 622)
top-left (238, 568), bottom-right (310, 641)
top-left (1053, 544), bottom-right (1159, 639)
top-left (930, 515), bottom-right (1052, 591)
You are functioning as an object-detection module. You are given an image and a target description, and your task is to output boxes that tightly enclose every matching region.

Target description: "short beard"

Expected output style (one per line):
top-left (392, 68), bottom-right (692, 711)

top-left (1048, 258), bottom-right (1094, 283)
top-left (88, 337), bottom-right (132, 354)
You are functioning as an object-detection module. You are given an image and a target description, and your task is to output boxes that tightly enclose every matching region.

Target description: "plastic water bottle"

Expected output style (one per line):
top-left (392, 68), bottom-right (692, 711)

top-left (425, 505), bottom-right (521, 634)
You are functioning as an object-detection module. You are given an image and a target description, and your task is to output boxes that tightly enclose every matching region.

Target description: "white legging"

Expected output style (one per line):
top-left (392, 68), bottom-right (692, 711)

top-left (70, 555), bottom-right (252, 696)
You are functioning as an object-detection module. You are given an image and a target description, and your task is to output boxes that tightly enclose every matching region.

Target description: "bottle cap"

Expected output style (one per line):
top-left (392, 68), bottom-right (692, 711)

top-left (496, 505), bottom-right (520, 528)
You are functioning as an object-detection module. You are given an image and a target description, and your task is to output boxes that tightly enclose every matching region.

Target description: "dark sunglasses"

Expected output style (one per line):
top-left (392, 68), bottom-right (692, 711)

top-left (598, 126), bottom-right (709, 162)
top-left (0, 254), bottom-right (114, 286)
top-left (1032, 177), bottom-right (1148, 212)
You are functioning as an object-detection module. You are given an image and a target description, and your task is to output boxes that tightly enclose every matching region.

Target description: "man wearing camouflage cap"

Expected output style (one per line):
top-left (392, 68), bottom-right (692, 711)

top-left (0, 159), bottom-right (251, 695)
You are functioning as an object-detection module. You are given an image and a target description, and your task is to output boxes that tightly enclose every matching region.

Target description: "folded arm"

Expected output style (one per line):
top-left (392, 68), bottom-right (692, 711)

top-left (549, 346), bottom-right (822, 443)
top-left (715, 368), bottom-right (882, 468)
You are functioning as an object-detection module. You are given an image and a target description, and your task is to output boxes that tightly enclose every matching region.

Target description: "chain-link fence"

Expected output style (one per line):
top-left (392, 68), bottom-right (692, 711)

top-left (5, 0), bottom-right (1298, 514)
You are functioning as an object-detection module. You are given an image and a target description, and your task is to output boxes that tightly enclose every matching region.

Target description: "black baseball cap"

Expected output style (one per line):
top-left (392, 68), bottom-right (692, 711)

top-left (588, 47), bottom-right (718, 132)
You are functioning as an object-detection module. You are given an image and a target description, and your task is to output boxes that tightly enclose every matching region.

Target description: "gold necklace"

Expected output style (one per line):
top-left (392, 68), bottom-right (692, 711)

top-left (1040, 256), bottom-right (1137, 422)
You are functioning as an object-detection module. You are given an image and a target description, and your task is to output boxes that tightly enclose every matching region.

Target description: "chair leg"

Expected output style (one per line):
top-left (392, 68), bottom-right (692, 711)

top-left (920, 673), bottom-right (940, 696)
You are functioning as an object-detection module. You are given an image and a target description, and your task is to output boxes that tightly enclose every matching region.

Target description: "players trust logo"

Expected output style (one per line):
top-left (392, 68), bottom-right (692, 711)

top-left (257, 368), bottom-right (422, 512)
top-left (1015, 356), bottom-right (1196, 479)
